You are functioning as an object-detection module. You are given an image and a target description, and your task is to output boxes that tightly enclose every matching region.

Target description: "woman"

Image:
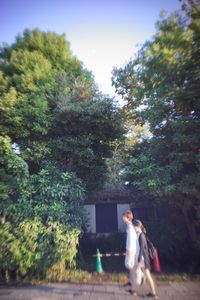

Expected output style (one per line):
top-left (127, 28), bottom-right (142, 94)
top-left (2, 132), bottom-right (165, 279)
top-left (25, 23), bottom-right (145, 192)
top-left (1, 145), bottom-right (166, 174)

top-left (133, 219), bottom-right (158, 298)
top-left (123, 210), bottom-right (139, 295)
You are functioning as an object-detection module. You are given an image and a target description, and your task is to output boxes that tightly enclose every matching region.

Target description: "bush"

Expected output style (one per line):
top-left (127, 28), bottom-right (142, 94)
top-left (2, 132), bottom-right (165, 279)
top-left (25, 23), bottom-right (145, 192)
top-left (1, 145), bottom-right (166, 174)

top-left (0, 219), bottom-right (80, 281)
top-left (0, 168), bottom-right (86, 282)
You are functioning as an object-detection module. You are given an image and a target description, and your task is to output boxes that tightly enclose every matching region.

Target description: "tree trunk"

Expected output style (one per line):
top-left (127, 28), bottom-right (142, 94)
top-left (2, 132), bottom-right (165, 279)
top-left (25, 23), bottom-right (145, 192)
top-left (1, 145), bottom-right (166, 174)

top-left (2, 269), bottom-right (10, 284)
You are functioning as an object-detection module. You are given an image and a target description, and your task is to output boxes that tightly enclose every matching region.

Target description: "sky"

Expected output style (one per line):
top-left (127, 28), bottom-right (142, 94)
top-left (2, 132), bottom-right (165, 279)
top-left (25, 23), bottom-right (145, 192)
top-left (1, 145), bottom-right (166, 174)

top-left (0, 0), bottom-right (182, 96)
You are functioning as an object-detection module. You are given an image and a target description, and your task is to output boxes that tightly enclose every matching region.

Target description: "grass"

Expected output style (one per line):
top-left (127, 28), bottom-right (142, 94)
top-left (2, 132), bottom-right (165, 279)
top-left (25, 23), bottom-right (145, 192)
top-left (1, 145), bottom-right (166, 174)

top-left (32, 256), bottom-right (200, 284)
top-left (31, 270), bottom-right (200, 285)
top-left (154, 273), bottom-right (200, 282)
top-left (2, 256), bottom-right (200, 285)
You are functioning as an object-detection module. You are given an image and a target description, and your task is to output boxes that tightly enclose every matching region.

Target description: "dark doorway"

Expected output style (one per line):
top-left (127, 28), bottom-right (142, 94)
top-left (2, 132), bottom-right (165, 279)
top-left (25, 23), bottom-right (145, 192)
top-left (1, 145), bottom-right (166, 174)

top-left (96, 203), bottom-right (118, 233)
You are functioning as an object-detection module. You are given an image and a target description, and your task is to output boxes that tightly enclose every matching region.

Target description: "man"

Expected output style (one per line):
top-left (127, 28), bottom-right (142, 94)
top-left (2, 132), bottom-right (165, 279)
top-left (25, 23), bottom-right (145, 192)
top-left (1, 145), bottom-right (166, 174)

top-left (123, 210), bottom-right (140, 295)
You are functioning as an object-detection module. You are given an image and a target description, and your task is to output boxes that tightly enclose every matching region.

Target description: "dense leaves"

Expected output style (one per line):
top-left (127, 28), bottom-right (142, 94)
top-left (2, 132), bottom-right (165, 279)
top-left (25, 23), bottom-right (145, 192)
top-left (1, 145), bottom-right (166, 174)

top-left (0, 160), bottom-right (85, 280)
top-left (48, 74), bottom-right (124, 190)
top-left (0, 135), bottom-right (28, 223)
top-left (0, 28), bottom-right (124, 281)
top-left (1, 1), bottom-right (200, 279)
top-left (112, 0), bottom-right (200, 242)
top-left (0, 29), bottom-right (123, 189)
top-left (0, 219), bottom-right (80, 279)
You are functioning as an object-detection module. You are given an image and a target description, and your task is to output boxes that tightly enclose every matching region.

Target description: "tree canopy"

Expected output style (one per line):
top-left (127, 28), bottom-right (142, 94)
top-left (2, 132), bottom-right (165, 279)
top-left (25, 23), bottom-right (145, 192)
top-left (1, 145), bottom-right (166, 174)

top-left (1, 1), bottom-right (200, 280)
top-left (0, 29), bottom-right (124, 281)
top-left (0, 29), bottom-right (124, 190)
top-left (112, 0), bottom-right (200, 241)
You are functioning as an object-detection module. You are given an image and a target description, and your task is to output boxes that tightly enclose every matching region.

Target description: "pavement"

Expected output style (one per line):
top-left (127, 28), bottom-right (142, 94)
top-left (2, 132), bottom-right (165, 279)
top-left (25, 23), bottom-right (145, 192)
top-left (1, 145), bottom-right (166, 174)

top-left (0, 281), bottom-right (199, 300)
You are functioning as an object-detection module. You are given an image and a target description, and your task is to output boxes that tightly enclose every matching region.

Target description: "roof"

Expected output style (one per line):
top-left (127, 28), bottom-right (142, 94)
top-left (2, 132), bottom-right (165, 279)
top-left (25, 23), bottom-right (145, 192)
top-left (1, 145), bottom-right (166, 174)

top-left (85, 184), bottom-right (134, 204)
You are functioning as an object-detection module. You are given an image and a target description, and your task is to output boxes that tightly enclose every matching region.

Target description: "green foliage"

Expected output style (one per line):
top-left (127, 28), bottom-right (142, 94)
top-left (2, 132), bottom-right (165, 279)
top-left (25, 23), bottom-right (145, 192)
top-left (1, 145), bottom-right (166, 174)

top-left (0, 135), bottom-right (28, 220)
top-left (0, 29), bottom-right (86, 153)
top-left (0, 166), bottom-right (85, 280)
top-left (112, 1), bottom-right (200, 243)
top-left (0, 219), bottom-right (80, 278)
top-left (127, 150), bottom-right (175, 197)
top-left (0, 29), bottom-right (124, 189)
top-left (0, 28), bottom-right (125, 281)
top-left (48, 72), bottom-right (124, 190)
top-left (17, 166), bottom-right (85, 227)
top-left (111, 1), bottom-right (200, 273)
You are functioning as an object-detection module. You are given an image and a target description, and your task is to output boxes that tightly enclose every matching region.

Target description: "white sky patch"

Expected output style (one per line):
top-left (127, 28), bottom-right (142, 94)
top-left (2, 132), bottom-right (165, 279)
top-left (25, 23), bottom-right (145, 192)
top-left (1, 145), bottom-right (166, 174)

top-left (68, 32), bottom-right (138, 96)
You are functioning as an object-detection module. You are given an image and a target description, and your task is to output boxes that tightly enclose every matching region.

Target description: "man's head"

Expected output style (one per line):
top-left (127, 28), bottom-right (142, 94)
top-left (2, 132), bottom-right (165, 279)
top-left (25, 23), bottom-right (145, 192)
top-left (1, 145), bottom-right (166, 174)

top-left (123, 210), bottom-right (133, 224)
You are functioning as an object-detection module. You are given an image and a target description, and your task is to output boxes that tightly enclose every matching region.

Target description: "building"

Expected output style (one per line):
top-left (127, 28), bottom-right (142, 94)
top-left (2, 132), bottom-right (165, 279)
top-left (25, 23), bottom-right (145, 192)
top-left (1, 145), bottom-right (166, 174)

top-left (84, 184), bottom-right (159, 234)
top-left (84, 185), bottom-right (132, 234)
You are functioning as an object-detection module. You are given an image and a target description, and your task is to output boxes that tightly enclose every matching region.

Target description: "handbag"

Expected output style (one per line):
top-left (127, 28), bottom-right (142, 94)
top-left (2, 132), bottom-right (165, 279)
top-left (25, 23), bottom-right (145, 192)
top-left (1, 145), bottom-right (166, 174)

top-left (125, 253), bottom-right (135, 270)
top-left (153, 249), bottom-right (161, 273)
top-left (136, 266), bottom-right (144, 285)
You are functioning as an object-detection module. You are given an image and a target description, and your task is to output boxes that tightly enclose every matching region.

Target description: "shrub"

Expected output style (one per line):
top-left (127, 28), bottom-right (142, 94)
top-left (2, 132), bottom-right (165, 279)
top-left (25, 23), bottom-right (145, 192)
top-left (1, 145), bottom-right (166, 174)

top-left (0, 219), bottom-right (80, 280)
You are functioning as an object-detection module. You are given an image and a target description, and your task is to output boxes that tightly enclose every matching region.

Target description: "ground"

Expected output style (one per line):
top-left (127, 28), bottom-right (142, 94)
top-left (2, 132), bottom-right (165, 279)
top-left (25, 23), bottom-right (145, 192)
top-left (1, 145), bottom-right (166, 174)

top-left (0, 281), bottom-right (200, 300)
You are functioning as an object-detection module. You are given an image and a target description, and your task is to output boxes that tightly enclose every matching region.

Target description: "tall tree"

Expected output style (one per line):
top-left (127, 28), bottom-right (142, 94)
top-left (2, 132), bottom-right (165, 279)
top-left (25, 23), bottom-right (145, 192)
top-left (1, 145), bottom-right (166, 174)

top-left (112, 0), bottom-right (200, 240)
top-left (0, 29), bottom-right (124, 189)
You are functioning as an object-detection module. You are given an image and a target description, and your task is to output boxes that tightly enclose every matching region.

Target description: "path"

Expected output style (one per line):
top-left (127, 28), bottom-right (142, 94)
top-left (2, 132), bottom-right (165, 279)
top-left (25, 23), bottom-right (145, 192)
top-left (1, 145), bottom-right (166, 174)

top-left (0, 281), bottom-right (199, 300)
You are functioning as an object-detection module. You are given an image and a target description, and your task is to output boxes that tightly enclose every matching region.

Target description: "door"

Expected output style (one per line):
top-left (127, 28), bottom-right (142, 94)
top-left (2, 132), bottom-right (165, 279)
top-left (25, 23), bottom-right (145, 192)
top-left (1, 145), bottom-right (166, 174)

top-left (96, 203), bottom-right (118, 233)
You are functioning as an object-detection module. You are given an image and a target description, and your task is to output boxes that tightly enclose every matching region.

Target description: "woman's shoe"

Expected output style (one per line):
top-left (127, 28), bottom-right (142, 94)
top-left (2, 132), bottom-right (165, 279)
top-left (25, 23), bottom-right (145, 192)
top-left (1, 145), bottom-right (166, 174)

top-left (146, 292), bottom-right (158, 298)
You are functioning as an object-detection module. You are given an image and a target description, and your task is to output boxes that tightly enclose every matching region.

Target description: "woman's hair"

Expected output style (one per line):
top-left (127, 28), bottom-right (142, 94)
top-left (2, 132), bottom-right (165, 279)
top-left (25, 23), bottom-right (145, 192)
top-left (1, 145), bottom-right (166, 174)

top-left (123, 210), bottom-right (133, 221)
top-left (133, 219), bottom-right (147, 234)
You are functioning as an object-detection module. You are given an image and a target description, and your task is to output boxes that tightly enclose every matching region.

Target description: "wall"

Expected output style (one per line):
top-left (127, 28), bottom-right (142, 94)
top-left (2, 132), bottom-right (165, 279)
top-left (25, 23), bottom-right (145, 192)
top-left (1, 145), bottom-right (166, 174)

top-left (84, 204), bottom-right (96, 233)
top-left (84, 203), bottom-right (130, 233)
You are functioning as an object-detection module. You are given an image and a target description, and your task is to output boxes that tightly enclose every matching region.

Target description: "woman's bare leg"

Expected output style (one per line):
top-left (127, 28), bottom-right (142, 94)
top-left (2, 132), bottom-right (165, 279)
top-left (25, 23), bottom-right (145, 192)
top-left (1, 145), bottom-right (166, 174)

top-left (144, 268), bottom-right (157, 295)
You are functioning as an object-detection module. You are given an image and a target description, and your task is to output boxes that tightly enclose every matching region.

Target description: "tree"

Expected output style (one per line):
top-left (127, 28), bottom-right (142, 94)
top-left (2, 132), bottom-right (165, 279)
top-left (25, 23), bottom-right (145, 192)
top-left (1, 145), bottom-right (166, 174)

top-left (0, 30), bottom-right (101, 278)
top-left (0, 29), bottom-right (125, 280)
top-left (0, 29), bottom-right (86, 161)
top-left (48, 73), bottom-right (124, 190)
top-left (112, 0), bottom-right (200, 241)
top-left (0, 29), bottom-right (124, 189)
